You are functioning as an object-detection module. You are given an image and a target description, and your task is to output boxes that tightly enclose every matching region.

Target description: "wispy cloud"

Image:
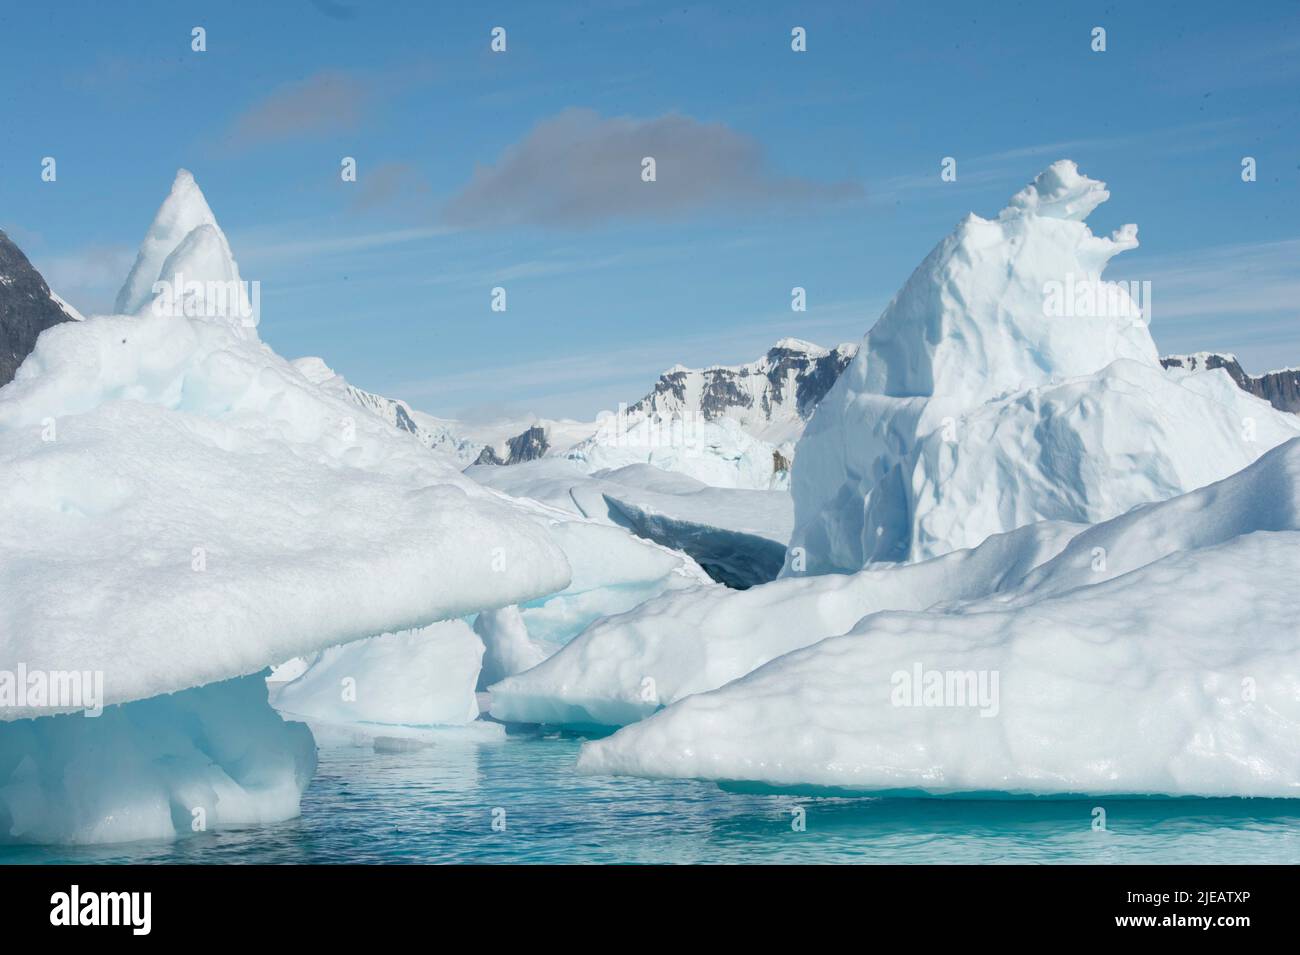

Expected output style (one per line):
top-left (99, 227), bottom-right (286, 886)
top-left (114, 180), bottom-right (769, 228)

top-left (1110, 237), bottom-right (1300, 371)
top-left (870, 120), bottom-right (1245, 205)
top-left (441, 108), bottom-right (863, 229)
top-left (234, 224), bottom-right (456, 262)
top-left (389, 297), bottom-right (878, 414)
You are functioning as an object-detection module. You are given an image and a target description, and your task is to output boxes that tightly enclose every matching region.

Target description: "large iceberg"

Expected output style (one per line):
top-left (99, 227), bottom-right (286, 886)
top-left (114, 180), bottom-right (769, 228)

top-left (489, 519), bottom-right (1079, 729)
top-left (0, 171), bottom-right (571, 842)
top-left (789, 161), bottom-right (1300, 572)
top-left (0, 312), bottom-right (569, 712)
top-left (579, 437), bottom-right (1300, 798)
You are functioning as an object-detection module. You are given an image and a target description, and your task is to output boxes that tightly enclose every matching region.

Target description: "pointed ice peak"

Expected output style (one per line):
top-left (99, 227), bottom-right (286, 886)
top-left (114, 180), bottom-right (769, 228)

top-left (113, 169), bottom-right (256, 338)
top-left (845, 161), bottom-right (1155, 417)
top-left (1000, 160), bottom-right (1110, 222)
top-left (115, 169), bottom-right (220, 315)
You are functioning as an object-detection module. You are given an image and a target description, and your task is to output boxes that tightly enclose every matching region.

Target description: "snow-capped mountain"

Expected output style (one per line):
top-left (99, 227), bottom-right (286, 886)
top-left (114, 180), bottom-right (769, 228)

top-left (322, 338), bottom-right (857, 486)
top-left (1162, 352), bottom-right (1300, 413)
top-left (627, 338), bottom-right (858, 446)
top-left (475, 425), bottom-right (550, 465)
top-left (474, 338), bottom-right (858, 484)
top-left (0, 229), bottom-right (82, 387)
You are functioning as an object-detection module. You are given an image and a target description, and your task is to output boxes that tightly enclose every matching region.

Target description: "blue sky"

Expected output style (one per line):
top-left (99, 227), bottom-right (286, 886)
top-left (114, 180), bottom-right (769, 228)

top-left (2, 0), bottom-right (1297, 419)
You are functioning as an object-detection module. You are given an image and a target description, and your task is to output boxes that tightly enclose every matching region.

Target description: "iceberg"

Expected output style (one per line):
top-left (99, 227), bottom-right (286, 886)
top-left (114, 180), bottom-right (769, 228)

top-left (0, 673), bottom-right (315, 846)
top-left (114, 169), bottom-right (253, 331)
top-left (578, 438), bottom-right (1300, 798)
top-left (0, 170), bottom-right (571, 842)
top-left (489, 519), bottom-right (1079, 729)
top-left (789, 160), bottom-right (1300, 573)
top-left (273, 620), bottom-right (486, 729)
top-left (484, 519), bottom-right (707, 670)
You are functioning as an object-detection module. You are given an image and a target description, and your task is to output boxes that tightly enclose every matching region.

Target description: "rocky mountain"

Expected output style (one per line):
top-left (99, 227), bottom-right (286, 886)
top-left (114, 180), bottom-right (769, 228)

top-left (473, 338), bottom-right (860, 474)
top-left (627, 338), bottom-right (858, 445)
top-left (1161, 352), bottom-right (1300, 414)
top-left (0, 230), bottom-right (82, 387)
top-left (475, 425), bottom-right (549, 465)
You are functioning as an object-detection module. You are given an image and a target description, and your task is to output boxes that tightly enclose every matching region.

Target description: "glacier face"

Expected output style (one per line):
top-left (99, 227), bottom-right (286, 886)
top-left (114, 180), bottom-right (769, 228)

top-left (579, 438), bottom-right (1300, 798)
top-left (789, 160), bottom-right (1300, 573)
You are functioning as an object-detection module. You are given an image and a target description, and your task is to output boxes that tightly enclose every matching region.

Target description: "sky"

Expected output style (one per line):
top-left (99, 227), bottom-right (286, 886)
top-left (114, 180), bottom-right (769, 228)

top-left (2, 0), bottom-right (1297, 421)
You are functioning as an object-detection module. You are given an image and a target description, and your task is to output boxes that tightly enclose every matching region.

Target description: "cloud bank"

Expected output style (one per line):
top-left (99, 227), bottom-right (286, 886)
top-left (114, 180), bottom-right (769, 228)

top-left (442, 108), bottom-right (861, 228)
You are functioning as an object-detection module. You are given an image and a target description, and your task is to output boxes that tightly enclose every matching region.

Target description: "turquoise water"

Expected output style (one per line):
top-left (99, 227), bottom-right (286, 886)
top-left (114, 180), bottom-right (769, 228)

top-left (3, 728), bottom-right (1299, 864)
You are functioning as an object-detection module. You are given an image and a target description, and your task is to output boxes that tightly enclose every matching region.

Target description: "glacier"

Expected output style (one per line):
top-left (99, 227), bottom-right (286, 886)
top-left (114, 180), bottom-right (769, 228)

top-left (789, 160), bottom-right (1300, 573)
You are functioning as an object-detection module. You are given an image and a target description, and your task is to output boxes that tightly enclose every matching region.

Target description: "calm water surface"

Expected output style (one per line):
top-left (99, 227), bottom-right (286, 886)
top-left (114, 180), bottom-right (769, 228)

top-left (4, 729), bottom-right (1298, 864)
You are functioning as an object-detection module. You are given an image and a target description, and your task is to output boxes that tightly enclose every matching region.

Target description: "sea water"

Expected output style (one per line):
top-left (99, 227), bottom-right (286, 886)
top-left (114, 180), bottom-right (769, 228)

top-left (3, 729), bottom-right (1298, 864)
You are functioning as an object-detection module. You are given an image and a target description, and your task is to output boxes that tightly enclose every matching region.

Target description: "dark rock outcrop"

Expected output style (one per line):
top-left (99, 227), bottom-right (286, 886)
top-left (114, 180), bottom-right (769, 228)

top-left (0, 230), bottom-right (78, 387)
top-left (475, 425), bottom-right (550, 466)
top-left (1162, 353), bottom-right (1300, 414)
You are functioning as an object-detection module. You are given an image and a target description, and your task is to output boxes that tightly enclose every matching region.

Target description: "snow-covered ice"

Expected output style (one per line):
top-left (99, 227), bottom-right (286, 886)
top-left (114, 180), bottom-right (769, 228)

top-left (0, 319), bottom-right (570, 712)
top-left (470, 460), bottom-right (791, 588)
top-left (273, 620), bottom-right (486, 729)
top-left (579, 438), bottom-right (1300, 798)
top-left (0, 170), bottom-right (571, 842)
top-left (489, 519), bottom-right (1079, 729)
top-left (114, 169), bottom-right (253, 331)
top-left (566, 414), bottom-right (787, 490)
